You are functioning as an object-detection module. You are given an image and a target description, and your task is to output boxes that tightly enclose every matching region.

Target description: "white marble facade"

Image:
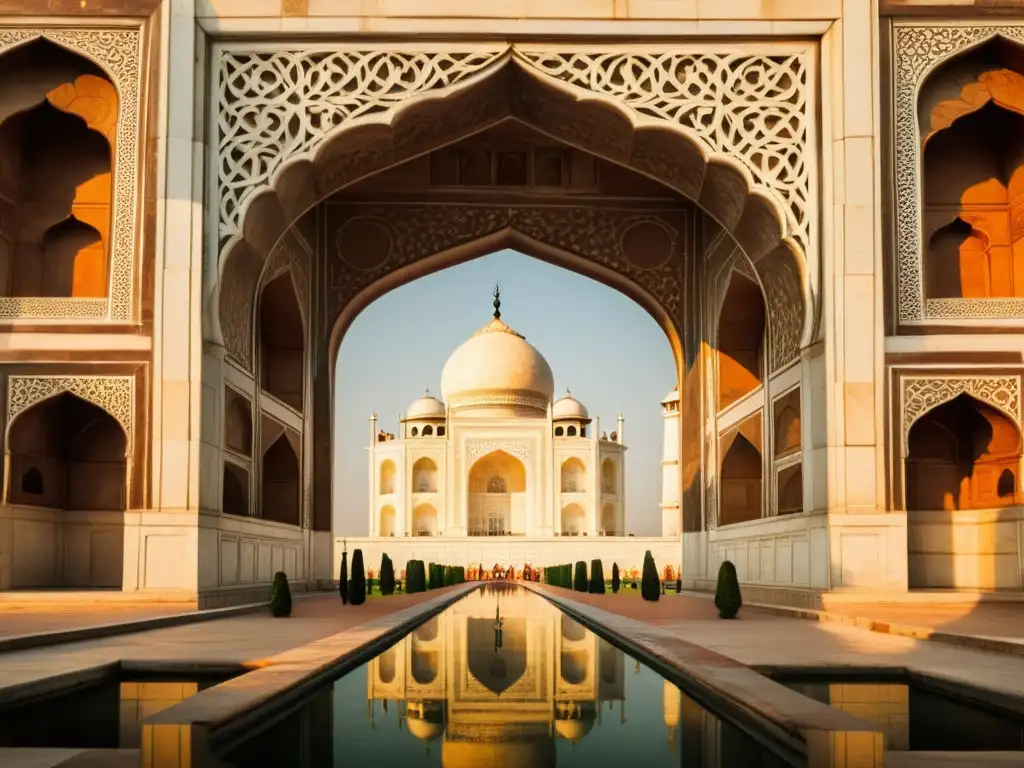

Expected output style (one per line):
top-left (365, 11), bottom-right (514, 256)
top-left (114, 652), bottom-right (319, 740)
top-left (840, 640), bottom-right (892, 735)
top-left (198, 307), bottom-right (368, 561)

top-left (2, 3), bottom-right (1023, 608)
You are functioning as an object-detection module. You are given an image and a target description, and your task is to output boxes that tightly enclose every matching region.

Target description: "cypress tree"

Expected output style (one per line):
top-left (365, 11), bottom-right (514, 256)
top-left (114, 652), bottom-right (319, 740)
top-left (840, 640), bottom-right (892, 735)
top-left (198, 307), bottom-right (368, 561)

top-left (349, 549), bottom-right (366, 605)
top-left (641, 550), bottom-right (660, 602)
top-left (269, 571), bottom-right (292, 617)
top-left (714, 560), bottom-right (743, 619)
top-left (380, 554), bottom-right (395, 595)
top-left (589, 559), bottom-right (606, 594)
top-left (611, 562), bottom-right (620, 593)
top-left (573, 560), bottom-right (588, 592)
top-left (338, 551), bottom-right (349, 605)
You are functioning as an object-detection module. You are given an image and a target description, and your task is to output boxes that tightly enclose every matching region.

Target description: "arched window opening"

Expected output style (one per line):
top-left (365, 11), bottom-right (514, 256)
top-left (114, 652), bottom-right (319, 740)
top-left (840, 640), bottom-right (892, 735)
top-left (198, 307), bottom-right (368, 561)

top-left (560, 503), bottom-right (585, 536)
top-left (580, 427), bottom-right (587, 438)
top-left (7, 391), bottom-right (127, 588)
top-left (719, 430), bottom-right (763, 527)
top-left (560, 458), bottom-right (586, 493)
top-left (410, 426), bottom-right (418, 437)
top-left (601, 459), bottom-right (617, 494)
top-left (412, 457), bottom-right (438, 493)
top-left (261, 434), bottom-right (301, 527)
top-left (413, 503), bottom-right (438, 536)
top-left (437, 426), bottom-right (446, 437)
top-left (601, 503), bottom-right (617, 535)
top-left (919, 42), bottom-right (1024, 300)
top-left (776, 464), bottom-right (802, 516)
top-left (554, 426), bottom-right (564, 437)
top-left (379, 459), bottom-right (396, 495)
top-left (717, 272), bottom-right (766, 411)
top-left (422, 425), bottom-right (434, 436)
top-left (379, 504), bottom-right (396, 537)
top-left (259, 273), bottom-right (305, 411)
top-left (0, 41), bottom-right (117, 300)
top-left (21, 467), bottom-right (43, 495)
top-left (222, 463), bottom-right (249, 517)
top-left (906, 393), bottom-right (1022, 512)
top-left (773, 389), bottom-right (802, 459)
top-left (224, 388), bottom-right (252, 457)
top-left (467, 450), bottom-right (526, 536)
top-left (566, 425), bottom-right (578, 437)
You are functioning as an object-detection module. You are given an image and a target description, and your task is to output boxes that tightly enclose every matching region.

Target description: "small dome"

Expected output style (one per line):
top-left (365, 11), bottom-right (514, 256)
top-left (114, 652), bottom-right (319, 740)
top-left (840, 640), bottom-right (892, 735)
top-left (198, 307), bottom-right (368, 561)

top-left (406, 717), bottom-right (444, 742)
top-left (440, 304), bottom-right (554, 414)
top-left (406, 392), bottom-right (446, 420)
top-left (553, 390), bottom-right (589, 420)
top-left (555, 717), bottom-right (595, 743)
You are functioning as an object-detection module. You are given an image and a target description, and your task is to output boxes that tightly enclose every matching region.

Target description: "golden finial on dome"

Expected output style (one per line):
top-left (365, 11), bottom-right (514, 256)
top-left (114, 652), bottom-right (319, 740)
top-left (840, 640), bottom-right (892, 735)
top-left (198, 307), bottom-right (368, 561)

top-left (492, 283), bottom-right (501, 319)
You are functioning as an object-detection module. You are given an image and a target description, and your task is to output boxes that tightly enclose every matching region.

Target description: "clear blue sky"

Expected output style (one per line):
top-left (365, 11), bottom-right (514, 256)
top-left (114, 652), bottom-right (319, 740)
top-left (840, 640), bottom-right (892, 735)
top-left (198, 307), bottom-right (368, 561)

top-left (332, 249), bottom-right (677, 536)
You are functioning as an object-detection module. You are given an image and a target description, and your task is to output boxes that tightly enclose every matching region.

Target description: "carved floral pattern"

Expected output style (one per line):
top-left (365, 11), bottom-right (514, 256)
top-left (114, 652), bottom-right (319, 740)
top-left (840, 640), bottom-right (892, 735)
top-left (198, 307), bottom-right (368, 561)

top-left (466, 438), bottom-right (532, 465)
top-left (519, 50), bottom-right (811, 250)
top-left (7, 375), bottom-right (134, 444)
top-left (902, 375), bottom-right (1021, 444)
top-left (0, 28), bottom-right (141, 321)
top-left (894, 24), bottom-right (1024, 321)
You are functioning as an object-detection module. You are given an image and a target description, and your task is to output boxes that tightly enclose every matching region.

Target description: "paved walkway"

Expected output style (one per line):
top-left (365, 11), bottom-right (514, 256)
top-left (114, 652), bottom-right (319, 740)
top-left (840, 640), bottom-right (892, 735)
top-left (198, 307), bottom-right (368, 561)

top-left (0, 589), bottom-right (460, 702)
top-left (0, 603), bottom-right (197, 639)
top-left (823, 601), bottom-right (1024, 644)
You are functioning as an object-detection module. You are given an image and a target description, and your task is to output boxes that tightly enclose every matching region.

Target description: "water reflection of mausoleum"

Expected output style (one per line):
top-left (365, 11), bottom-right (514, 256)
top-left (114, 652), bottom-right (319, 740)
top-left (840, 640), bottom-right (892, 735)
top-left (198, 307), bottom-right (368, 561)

top-left (367, 586), bottom-right (625, 763)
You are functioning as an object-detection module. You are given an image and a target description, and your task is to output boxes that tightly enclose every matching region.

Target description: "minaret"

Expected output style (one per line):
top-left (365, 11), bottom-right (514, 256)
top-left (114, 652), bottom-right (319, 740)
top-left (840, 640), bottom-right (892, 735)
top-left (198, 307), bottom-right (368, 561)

top-left (368, 413), bottom-right (378, 535)
top-left (663, 680), bottom-right (681, 751)
top-left (660, 386), bottom-right (681, 538)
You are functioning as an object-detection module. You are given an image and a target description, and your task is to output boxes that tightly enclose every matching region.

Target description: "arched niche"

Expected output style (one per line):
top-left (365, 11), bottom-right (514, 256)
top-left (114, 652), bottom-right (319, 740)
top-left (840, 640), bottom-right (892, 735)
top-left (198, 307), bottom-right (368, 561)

top-left (717, 271), bottom-right (766, 411)
top-left (560, 648), bottom-right (590, 686)
top-left (560, 503), bottom-right (585, 535)
top-left (0, 39), bottom-right (117, 300)
top-left (466, 617), bottom-right (527, 695)
top-left (261, 433), bottom-right (301, 526)
top-left (600, 458), bottom-right (617, 495)
top-left (379, 504), bottom-right (396, 536)
top-left (379, 459), bottom-right (396, 495)
top-left (919, 38), bottom-right (1024, 300)
top-left (416, 617), bottom-right (439, 643)
top-left (773, 388), bottom-right (802, 459)
top-left (777, 464), bottom-right (803, 516)
top-left (412, 457), bottom-right (438, 493)
top-left (222, 462), bottom-right (249, 517)
top-left (412, 503), bottom-right (437, 536)
top-left (377, 646), bottom-right (397, 684)
top-left (560, 458), bottom-right (585, 493)
top-left (600, 502), bottom-right (617, 535)
top-left (468, 450), bottom-right (526, 494)
top-left (719, 416), bottom-right (763, 527)
top-left (259, 272), bottom-right (305, 411)
top-left (561, 614), bottom-right (586, 643)
top-left (224, 388), bottom-right (252, 457)
top-left (905, 393), bottom-right (1022, 512)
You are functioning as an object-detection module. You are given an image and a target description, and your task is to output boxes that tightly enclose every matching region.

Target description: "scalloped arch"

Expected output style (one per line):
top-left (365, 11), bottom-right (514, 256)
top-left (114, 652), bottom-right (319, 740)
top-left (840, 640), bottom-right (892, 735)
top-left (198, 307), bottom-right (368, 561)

top-left (901, 376), bottom-right (1022, 451)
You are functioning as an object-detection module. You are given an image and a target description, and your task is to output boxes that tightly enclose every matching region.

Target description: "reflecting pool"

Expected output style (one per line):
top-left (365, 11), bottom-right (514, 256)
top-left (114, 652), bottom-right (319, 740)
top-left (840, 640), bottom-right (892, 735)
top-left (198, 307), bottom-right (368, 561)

top-left (223, 585), bottom-right (792, 767)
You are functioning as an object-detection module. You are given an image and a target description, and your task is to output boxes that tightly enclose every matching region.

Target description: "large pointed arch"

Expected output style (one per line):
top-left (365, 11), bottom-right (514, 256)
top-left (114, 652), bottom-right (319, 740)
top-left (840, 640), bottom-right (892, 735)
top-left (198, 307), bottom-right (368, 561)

top-left (6, 375), bottom-right (133, 449)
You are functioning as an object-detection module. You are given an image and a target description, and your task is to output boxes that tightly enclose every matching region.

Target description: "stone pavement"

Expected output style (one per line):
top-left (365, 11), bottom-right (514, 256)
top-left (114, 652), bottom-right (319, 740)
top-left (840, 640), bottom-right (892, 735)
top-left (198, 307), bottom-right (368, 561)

top-left (0, 588), bottom-right (462, 704)
top-left (0, 603), bottom-right (197, 639)
top-left (822, 601), bottom-right (1024, 644)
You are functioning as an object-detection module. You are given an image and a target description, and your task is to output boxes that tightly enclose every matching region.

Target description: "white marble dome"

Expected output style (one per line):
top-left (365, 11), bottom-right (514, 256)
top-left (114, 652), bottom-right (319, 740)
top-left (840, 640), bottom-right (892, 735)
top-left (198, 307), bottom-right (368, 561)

top-left (552, 390), bottom-right (588, 420)
top-left (441, 314), bottom-right (555, 413)
top-left (406, 391), bottom-right (446, 420)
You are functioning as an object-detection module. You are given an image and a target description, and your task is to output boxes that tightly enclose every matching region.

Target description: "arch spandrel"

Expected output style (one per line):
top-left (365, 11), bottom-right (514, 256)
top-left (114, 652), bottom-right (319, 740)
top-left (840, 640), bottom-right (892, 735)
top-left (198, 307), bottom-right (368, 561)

top-left (901, 375), bottom-right (1022, 449)
top-left (0, 28), bottom-right (141, 322)
top-left (6, 375), bottom-right (134, 448)
top-left (212, 42), bottom-right (815, 369)
top-left (895, 24), bottom-right (1024, 322)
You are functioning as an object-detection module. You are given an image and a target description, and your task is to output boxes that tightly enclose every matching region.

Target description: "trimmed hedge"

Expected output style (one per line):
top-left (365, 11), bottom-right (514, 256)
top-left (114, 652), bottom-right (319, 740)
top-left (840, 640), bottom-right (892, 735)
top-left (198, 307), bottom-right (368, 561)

top-left (338, 551), bottom-right (348, 605)
top-left (611, 562), bottom-right (620, 593)
top-left (714, 560), bottom-right (742, 619)
top-left (573, 561), bottom-right (588, 592)
top-left (641, 549), bottom-right (660, 602)
top-left (543, 564), bottom-right (572, 588)
top-left (380, 554), bottom-right (395, 596)
top-left (588, 559), bottom-right (606, 594)
top-left (405, 559), bottom-right (426, 594)
top-left (349, 549), bottom-right (366, 605)
top-left (269, 571), bottom-right (292, 617)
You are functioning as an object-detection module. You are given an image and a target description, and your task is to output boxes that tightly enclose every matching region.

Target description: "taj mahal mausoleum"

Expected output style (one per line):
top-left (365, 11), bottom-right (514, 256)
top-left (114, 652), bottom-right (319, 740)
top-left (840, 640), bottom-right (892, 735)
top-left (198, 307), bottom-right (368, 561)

top-left (345, 289), bottom-right (681, 577)
top-left (0, 1), bottom-right (1023, 610)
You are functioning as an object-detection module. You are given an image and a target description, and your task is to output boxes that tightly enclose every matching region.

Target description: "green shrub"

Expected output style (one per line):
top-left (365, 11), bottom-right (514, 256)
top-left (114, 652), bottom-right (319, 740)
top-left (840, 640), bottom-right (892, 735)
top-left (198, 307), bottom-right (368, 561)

top-left (573, 561), bottom-right (588, 592)
top-left (714, 560), bottom-right (742, 619)
top-left (406, 560), bottom-right (427, 593)
top-left (349, 549), bottom-right (366, 605)
top-left (676, 578), bottom-right (682, 594)
top-left (611, 563), bottom-right (620, 593)
top-left (589, 559), bottom-right (605, 594)
top-left (641, 550), bottom-right (660, 602)
top-left (380, 554), bottom-right (395, 595)
top-left (544, 563), bottom-right (573, 588)
top-left (338, 551), bottom-right (348, 605)
top-left (269, 571), bottom-right (292, 617)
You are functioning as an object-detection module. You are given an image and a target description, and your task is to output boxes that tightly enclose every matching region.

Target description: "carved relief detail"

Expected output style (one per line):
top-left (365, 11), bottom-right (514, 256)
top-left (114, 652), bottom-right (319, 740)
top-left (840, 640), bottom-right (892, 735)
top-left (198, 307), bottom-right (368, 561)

top-left (902, 375), bottom-right (1022, 444)
top-left (0, 28), bottom-right (141, 321)
top-left (894, 24), bottom-right (1024, 321)
top-left (449, 393), bottom-right (550, 412)
top-left (327, 204), bottom-right (687, 332)
top-left (466, 438), bottom-right (532, 465)
top-left (7, 375), bottom-right (134, 445)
